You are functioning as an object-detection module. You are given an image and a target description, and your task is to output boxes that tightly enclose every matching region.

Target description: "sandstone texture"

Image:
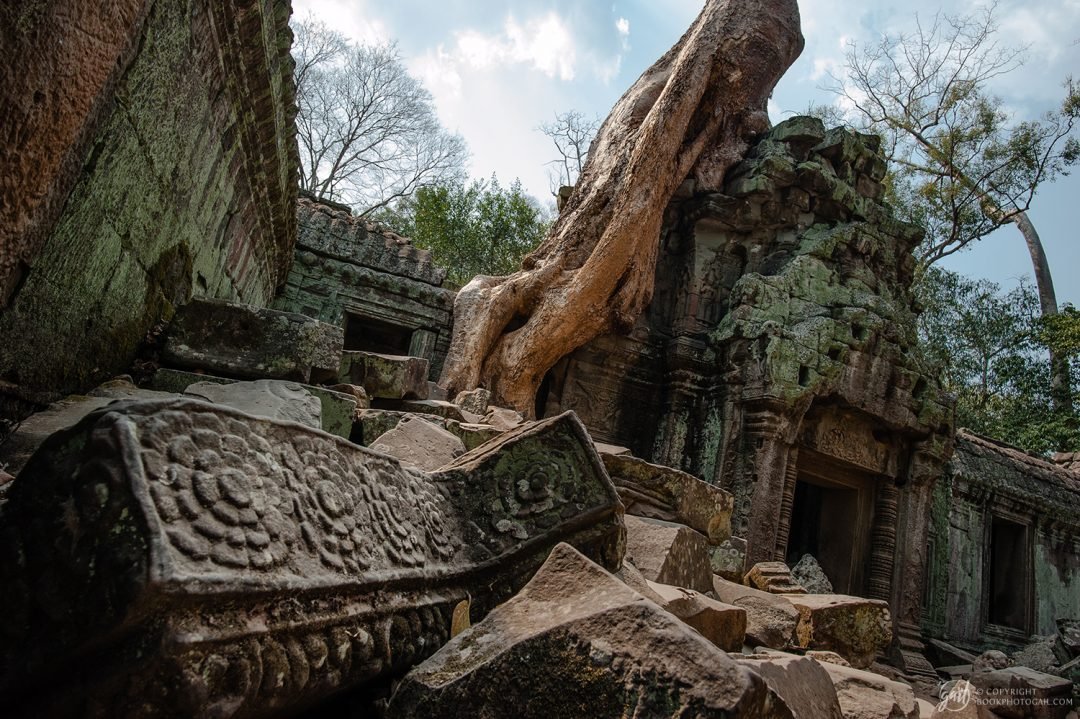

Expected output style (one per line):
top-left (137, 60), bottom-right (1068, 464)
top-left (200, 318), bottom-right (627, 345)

top-left (0, 402), bottom-right (623, 717)
top-left (184, 379), bottom-right (323, 429)
top-left (624, 515), bottom-right (714, 594)
top-left (338, 351), bottom-right (429, 400)
top-left (785, 594), bottom-right (893, 670)
top-left (713, 575), bottom-right (800, 649)
top-left (385, 543), bottom-right (795, 719)
top-left (645, 580), bottom-right (747, 652)
top-left (369, 415), bottom-right (467, 471)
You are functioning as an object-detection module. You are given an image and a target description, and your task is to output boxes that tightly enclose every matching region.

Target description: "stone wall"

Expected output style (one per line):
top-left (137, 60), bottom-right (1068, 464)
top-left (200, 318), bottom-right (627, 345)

top-left (274, 197), bottom-right (455, 379)
top-left (542, 117), bottom-right (954, 675)
top-left (925, 431), bottom-right (1080, 651)
top-left (0, 0), bottom-right (297, 408)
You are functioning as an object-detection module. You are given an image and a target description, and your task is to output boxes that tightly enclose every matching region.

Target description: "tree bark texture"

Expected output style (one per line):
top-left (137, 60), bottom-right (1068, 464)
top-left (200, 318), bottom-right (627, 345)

top-left (439, 0), bottom-right (804, 414)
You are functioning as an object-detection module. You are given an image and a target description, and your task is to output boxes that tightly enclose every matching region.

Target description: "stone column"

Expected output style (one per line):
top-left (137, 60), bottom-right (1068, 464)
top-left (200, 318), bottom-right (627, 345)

top-left (867, 480), bottom-right (899, 601)
top-left (771, 447), bottom-right (799, 561)
top-left (740, 400), bottom-right (799, 567)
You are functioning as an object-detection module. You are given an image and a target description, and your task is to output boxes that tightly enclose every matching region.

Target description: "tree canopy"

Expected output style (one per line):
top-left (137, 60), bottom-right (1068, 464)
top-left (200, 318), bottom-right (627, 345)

top-left (376, 176), bottom-right (552, 287)
top-left (916, 266), bottom-right (1080, 453)
top-left (292, 18), bottom-right (468, 216)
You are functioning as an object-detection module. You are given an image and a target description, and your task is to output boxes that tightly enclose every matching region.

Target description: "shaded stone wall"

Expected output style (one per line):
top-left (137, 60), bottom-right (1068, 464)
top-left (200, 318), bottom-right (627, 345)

top-left (543, 117), bottom-right (954, 674)
top-left (925, 431), bottom-right (1080, 651)
top-left (274, 197), bottom-right (455, 379)
top-left (0, 0), bottom-right (298, 407)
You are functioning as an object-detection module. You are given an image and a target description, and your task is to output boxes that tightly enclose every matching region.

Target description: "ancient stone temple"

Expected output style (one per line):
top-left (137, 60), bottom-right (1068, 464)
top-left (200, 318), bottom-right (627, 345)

top-left (273, 195), bottom-right (455, 379)
top-left (541, 117), bottom-right (954, 674)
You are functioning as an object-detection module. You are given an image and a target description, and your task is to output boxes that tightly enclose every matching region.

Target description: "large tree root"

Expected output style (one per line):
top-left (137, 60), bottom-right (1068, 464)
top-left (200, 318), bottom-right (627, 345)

top-left (440, 0), bottom-right (804, 415)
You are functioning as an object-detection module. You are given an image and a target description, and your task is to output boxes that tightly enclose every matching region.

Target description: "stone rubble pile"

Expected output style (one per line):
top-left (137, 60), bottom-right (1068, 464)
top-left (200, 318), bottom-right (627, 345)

top-left (0, 296), bottom-right (1074, 718)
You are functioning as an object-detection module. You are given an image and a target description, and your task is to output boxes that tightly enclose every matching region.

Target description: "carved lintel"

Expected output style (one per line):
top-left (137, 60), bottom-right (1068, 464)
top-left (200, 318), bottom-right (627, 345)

top-left (0, 400), bottom-right (623, 718)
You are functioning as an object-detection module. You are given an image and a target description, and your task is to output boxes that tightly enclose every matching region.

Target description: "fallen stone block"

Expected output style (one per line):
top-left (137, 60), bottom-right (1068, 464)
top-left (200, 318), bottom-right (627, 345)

top-left (369, 415), bottom-right (466, 472)
top-left (973, 650), bottom-right (1012, 674)
top-left (1056, 618), bottom-right (1080, 661)
top-left (339, 351), bottom-right (429, 400)
top-left (185, 379), bottom-right (323, 430)
top-left (442, 419), bottom-right (503, 451)
top-left (711, 536), bottom-right (748, 581)
top-left (0, 380), bottom-right (174, 476)
top-left (969, 666), bottom-right (1073, 719)
top-left (395, 398), bottom-right (472, 422)
top-left (385, 543), bottom-right (795, 719)
top-left (736, 652), bottom-right (845, 719)
top-left (453, 388), bottom-right (490, 415)
top-left (602, 453), bottom-right (734, 543)
top-left (624, 515), bottom-right (714, 594)
top-left (1012, 635), bottom-right (1062, 675)
top-left (483, 406), bottom-right (524, 431)
top-left (926, 638), bottom-right (978, 668)
top-left (745, 561), bottom-right (807, 594)
top-left (807, 650), bottom-right (852, 668)
top-left (593, 440), bottom-right (633, 456)
top-left (645, 580), bottom-right (747, 652)
top-left (819, 660), bottom-right (919, 719)
top-left (783, 594), bottom-right (892, 670)
top-left (162, 298), bottom-right (343, 383)
top-left (713, 575), bottom-right (800, 649)
top-left (326, 383), bottom-right (371, 410)
top-left (0, 402), bottom-right (623, 718)
top-left (791, 553), bottom-right (834, 593)
top-left (149, 368), bottom-right (359, 439)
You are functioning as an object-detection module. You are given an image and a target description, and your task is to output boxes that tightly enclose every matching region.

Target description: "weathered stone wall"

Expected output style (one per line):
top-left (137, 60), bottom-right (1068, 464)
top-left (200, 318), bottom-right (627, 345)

top-left (925, 431), bottom-right (1080, 651)
top-left (0, 0), bottom-right (298, 406)
top-left (274, 197), bottom-right (455, 379)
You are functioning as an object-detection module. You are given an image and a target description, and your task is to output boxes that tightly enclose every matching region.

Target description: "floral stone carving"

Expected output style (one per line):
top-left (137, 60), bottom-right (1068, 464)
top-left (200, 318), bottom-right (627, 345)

top-left (0, 399), bottom-right (623, 718)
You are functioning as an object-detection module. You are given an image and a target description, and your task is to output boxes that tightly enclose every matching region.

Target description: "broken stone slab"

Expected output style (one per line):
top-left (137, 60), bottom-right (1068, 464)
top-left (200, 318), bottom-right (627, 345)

top-left (593, 440), bottom-right (633, 456)
top-left (394, 398), bottom-right (472, 423)
top-left (783, 594), bottom-right (892, 670)
top-left (442, 419), bottom-right (503, 451)
top-left (1056, 618), bottom-right (1080, 660)
top-left (339, 351), bottom-right (429, 400)
top-left (735, 652), bottom-right (845, 719)
top-left (0, 381), bottom-right (175, 476)
top-left (745, 561), bottom-right (808, 594)
top-left (624, 515), bottom-right (714, 594)
top-left (926, 638), bottom-right (978, 668)
top-left (968, 666), bottom-right (1073, 719)
top-left (973, 650), bottom-right (1012, 674)
top-left (806, 650), bottom-right (851, 668)
top-left (645, 580), bottom-right (747, 652)
top-left (602, 453), bottom-right (734, 543)
top-left (161, 297), bottom-right (343, 384)
top-left (185, 379), bottom-right (323, 430)
top-left (0, 402), bottom-right (623, 718)
top-left (791, 553), bottom-right (834, 593)
top-left (326, 383), bottom-right (371, 410)
top-left (453, 387), bottom-right (490, 415)
top-left (483, 406), bottom-right (524, 431)
top-left (369, 416), bottom-right (467, 472)
top-left (818, 660), bottom-right (919, 719)
top-left (149, 368), bottom-right (359, 439)
top-left (385, 543), bottom-right (795, 719)
top-left (713, 575), bottom-right (800, 650)
top-left (711, 536), bottom-right (748, 581)
top-left (1012, 635), bottom-right (1063, 675)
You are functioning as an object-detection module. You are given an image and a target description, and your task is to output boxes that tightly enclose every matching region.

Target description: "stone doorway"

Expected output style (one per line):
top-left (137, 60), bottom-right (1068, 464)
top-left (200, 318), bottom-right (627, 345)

top-left (344, 312), bottom-right (413, 355)
top-left (784, 449), bottom-right (878, 595)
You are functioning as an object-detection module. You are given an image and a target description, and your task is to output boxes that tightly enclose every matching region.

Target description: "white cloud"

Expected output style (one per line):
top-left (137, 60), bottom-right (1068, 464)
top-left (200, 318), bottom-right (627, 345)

top-left (291, 0), bottom-right (389, 46)
top-left (504, 13), bottom-right (578, 80)
top-left (616, 17), bottom-right (630, 37)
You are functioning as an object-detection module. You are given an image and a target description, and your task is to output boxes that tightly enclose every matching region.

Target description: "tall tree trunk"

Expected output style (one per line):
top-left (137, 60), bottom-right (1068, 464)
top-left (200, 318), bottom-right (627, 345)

top-left (439, 0), bottom-right (804, 415)
top-left (1014, 210), bottom-right (1072, 413)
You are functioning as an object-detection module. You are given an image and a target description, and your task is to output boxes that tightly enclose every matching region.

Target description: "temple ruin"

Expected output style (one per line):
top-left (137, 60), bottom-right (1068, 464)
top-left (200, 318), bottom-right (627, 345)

top-left (0, 0), bottom-right (1077, 716)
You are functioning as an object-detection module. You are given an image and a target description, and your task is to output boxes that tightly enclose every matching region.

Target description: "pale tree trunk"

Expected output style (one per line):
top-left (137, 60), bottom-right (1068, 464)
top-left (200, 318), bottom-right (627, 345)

top-left (439, 0), bottom-right (804, 415)
top-left (1014, 211), bottom-right (1071, 412)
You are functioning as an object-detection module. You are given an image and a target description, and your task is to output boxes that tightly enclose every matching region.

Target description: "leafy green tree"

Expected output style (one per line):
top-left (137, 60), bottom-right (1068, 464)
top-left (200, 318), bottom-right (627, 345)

top-left (378, 176), bottom-right (551, 286)
top-left (825, 4), bottom-right (1079, 410)
top-left (916, 266), bottom-right (1080, 453)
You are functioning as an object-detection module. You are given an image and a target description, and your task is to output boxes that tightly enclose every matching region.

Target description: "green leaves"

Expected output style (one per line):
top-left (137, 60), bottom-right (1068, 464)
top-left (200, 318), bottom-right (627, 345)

top-left (916, 267), bottom-right (1080, 453)
top-left (375, 175), bottom-right (551, 286)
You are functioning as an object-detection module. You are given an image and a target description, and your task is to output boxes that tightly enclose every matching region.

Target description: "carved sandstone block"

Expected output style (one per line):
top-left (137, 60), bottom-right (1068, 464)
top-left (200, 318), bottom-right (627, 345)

top-left (601, 453), bottom-right (734, 543)
top-left (624, 515), bottom-right (714, 594)
top-left (339, 351), bottom-right (429, 400)
top-left (162, 298), bottom-right (343, 384)
top-left (385, 543), bottom-right (795, 719)
top-left (783, 594), bottom-right (892, 670)
top-left (0, 401), bottom-right (623, 718)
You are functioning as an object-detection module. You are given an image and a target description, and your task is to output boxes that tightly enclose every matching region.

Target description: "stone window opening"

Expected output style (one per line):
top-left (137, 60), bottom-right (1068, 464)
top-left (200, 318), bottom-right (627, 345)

top-left (344, 312), bottom-right (413, 356)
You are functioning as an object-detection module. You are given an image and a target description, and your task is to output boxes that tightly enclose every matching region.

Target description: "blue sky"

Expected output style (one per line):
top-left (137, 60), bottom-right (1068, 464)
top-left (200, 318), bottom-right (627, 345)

top-left (294, 0), bottom-right (1080, 305)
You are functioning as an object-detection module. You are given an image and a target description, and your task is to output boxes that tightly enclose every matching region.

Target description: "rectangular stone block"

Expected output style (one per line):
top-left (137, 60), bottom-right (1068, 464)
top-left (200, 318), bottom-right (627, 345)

top-left (782, 594), bottom-right (892, 670)
top-left (0, 401), bottom-right (622, 718)
top-left (161, 298), bottom-right (343, 384)
top-left (339, 351), bottom-right (429, 400)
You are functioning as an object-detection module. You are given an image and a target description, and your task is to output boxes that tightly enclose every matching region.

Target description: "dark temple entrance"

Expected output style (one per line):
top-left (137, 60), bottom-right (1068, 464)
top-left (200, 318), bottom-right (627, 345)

top-left (785, 449), bottom-right (877, 595)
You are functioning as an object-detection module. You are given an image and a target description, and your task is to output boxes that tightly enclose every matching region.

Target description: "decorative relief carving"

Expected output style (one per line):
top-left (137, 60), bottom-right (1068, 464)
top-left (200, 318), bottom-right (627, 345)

top-left (0, 399), bottom-right (623, 718)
